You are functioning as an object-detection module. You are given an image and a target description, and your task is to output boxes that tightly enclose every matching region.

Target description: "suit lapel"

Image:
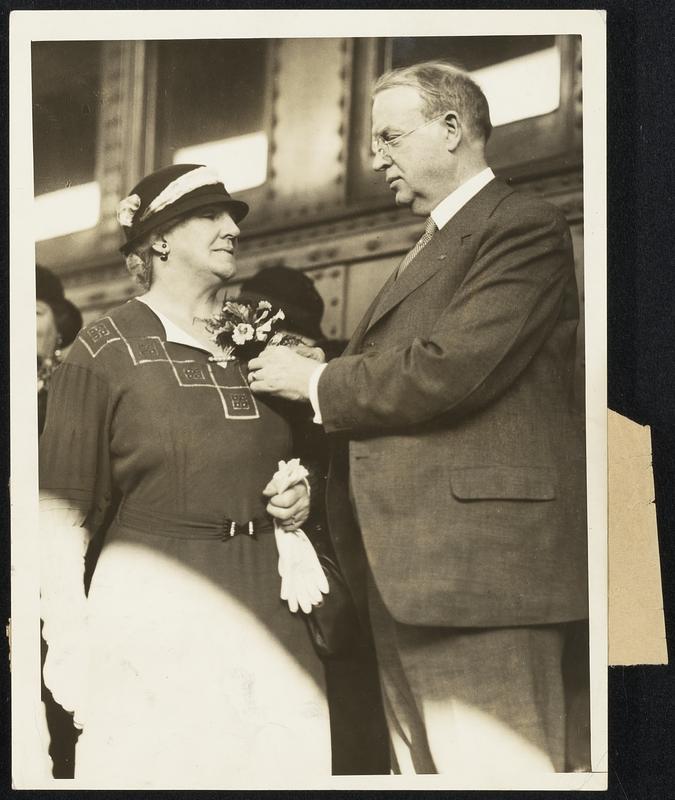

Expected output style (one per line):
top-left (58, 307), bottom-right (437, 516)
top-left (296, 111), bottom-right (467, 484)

top-left (366, 224), bottom-right (465, 332)
top-left (342, 266), bottom-right (399, 355)
top-left (365, 179), bottom-right (514, 334)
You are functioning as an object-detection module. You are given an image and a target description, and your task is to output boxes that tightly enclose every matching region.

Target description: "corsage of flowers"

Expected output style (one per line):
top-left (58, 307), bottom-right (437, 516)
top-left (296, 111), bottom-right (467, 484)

top-left (205, 299), bottom-right (303, 363)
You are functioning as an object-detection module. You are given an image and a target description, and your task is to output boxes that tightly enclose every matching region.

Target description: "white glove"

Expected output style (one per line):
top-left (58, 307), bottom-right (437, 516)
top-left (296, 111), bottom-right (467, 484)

top-left (274, 525), bottom-right (329, 613)
top-left (268, 460), bottom-right (329, 613)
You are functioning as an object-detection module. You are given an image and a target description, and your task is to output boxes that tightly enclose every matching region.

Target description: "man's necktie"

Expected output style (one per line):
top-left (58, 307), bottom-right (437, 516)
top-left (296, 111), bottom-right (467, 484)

top-left (396, 216), bottom-right (437, 279)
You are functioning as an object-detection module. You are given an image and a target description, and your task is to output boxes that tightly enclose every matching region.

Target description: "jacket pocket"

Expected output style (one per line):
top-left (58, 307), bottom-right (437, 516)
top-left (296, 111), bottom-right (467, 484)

top-left (449, 465), bottom-right (556, 501)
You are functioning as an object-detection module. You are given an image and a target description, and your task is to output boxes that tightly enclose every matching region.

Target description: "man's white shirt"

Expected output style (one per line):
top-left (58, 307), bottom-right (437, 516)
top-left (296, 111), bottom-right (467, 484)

top-left (308, 167), bottom-right (495, 424)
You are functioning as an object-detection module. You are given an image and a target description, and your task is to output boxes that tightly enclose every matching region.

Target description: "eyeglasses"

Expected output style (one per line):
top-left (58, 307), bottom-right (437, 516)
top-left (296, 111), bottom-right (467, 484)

top-left (371, 113), bottom-right (447, 161)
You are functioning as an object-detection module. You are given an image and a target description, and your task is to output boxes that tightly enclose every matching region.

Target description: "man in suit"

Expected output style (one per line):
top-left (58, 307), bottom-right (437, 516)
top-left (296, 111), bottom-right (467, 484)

top-left (248, 60), bottom-right (588, 775)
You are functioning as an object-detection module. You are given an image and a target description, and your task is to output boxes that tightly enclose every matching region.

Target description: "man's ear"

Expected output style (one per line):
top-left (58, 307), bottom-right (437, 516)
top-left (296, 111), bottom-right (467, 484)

top-left (443, 111), bottom-right (462, 152)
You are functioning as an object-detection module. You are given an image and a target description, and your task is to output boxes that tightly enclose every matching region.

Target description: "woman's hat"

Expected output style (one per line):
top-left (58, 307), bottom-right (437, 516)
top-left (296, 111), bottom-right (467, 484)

top-left (238, 266), bottom-right (325, 342)
top-left (117, 163), bottom-right (249, 254)
top-left (36, 265), bottom-right (83, 347)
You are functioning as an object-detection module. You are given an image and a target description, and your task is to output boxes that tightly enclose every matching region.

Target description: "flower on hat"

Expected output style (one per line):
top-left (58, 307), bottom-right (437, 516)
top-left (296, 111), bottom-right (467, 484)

top-left (116, 194), bottom-right (141, 228)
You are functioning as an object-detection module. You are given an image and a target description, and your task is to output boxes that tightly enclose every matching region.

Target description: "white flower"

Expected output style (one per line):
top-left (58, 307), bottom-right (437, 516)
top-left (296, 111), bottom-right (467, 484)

top-left (255, 319), bottom-right (273, 340)
top-left (116, 194), bottom-right (141, 227)
top-left (253, 300), bottom-right (273, 322)
top-left (254, 309), bottom-right (285, 341)
top-left (223, 301), bottom-right (251, 321)
top-left (232, 323), bottom-right (254, 345)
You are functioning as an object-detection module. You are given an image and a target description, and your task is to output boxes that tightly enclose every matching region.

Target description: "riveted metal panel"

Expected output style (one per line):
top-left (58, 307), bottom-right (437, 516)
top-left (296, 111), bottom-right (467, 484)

top-left (306, 265), bottom-right (347, 340)
top-left (97, 41), bottom-right (148, 246)
top-left (268, 39), bottom-right (351, 219)
top-left (344, 257), bottom-right (398, 337)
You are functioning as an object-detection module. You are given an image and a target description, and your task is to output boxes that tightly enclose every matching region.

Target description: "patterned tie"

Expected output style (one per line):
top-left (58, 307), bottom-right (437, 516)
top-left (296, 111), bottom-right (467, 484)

top-left (396, 216), bottom-right (437, 279)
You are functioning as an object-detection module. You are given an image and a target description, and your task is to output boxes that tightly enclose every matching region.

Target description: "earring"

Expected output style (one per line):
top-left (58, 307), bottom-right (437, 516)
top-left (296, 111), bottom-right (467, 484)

top-left (158, 240), bottom-right (169, 262)
top-left (54, 335), bottom-right (63, 363)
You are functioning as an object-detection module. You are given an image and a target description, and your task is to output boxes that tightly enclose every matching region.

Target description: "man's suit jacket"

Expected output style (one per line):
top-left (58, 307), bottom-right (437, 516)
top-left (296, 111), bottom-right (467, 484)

top-left (319, 179), bottom-right (588, 629)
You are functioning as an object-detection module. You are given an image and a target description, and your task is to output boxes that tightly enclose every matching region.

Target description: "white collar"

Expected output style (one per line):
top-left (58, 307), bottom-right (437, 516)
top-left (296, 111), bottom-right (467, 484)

top-left (430, 167), bottom-right (495, 231)
top-left (134, 296), bottom-right (210, 351)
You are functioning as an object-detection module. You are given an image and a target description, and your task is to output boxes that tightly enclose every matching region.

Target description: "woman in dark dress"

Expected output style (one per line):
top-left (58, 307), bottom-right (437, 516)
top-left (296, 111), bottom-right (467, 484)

top-left (39, 165), bottom-right (331, 787)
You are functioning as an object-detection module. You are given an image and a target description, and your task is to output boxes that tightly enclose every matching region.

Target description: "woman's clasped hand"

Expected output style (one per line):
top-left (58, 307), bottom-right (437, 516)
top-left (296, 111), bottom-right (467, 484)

top-left (264, 460), bottom-right (329, 614)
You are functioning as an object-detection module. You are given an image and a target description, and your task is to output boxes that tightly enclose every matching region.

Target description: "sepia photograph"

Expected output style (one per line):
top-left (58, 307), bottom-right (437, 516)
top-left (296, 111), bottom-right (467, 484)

top-left (9, 9), bottom-right (607, 790)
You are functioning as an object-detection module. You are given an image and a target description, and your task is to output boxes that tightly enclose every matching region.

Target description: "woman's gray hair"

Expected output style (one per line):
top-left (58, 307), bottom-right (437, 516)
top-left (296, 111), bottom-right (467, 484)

top-left (124, 220), bottom-right (176, 291)
top-left (373, 60), bottom-right (492, 145)
top-left (125, 239), bottom-right (154, 291)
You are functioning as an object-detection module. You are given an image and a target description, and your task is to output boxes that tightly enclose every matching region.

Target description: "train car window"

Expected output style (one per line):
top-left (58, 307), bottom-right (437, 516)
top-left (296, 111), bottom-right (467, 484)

top-left (155, 40), bottom-right (269, 193)
top-left (32, 41), bottom-right (102, 241)
top-left (349, 35), bottom-right (579, 205)
top-left (389, 36), bottom-right (560, 127)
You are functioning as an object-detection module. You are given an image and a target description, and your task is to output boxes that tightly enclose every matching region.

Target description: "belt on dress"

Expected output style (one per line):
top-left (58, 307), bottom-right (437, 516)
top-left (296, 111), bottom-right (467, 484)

top-left (116, 502), bottom-right (275, 541)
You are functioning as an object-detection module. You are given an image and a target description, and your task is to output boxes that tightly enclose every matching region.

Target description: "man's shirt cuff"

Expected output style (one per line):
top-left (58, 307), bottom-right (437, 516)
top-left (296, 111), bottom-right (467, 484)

top-left (309, 363), bottom-right (328, 424)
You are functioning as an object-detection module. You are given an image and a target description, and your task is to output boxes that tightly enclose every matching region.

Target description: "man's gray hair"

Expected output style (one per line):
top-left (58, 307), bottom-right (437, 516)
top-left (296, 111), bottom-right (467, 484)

top-left (373, 60), bottom-right (492, 144)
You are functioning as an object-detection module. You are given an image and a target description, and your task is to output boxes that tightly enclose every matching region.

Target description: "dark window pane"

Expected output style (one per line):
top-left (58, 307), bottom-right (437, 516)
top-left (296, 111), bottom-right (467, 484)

top-left (391, 35), bottom-right (556, 72)
top-left (155, 39), bottom-right (269, 192)
top-left (32, 41), bottom-right (101, 195)
top-left (390, 36), bottom-right (560, 127)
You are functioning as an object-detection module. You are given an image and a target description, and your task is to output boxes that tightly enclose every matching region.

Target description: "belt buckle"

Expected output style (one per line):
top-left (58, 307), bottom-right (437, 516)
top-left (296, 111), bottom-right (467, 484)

top-left (220, 519), bottom-right (256, 540)
top-left (219, 518), bottom-right (232, 541)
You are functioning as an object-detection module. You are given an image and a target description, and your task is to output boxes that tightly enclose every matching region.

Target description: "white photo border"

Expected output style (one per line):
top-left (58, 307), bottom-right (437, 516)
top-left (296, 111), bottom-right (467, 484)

top-left (10, 8), bottom-right (607, 790)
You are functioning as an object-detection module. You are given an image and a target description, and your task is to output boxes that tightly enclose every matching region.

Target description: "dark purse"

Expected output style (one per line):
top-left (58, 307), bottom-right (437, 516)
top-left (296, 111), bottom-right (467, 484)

top-left (304, 547), bottom-right (363, 661)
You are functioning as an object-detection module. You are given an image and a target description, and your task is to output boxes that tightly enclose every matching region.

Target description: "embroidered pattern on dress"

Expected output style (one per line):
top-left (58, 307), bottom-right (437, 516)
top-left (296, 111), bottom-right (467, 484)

top-left (164, 353), bottom-right (259, 420)
top-left (78, 317), bottom-right (122, 357)
top-left (80, 319), bottom-right (260, 420)
top-left (129, 337), bottom-right (168, 364)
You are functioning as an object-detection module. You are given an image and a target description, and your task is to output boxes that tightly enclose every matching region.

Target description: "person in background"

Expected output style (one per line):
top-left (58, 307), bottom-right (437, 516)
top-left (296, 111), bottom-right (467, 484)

top-left (36, 265), bottom-right (82, 435)
top-left (237, 266), bottom-right (389, 774)
top-left (248, 61), bottom-right (588, 775)
top-left (35, 264), bottom-right (83, 779)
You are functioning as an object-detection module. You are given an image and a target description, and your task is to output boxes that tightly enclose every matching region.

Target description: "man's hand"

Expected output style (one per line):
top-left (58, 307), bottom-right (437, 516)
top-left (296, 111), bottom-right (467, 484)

top-left (248, 346), bottom-right (319, 401)
top-left (262, 478), bottom-right (310, 531)
top-left (291, 343), bottom-right (326, 363)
